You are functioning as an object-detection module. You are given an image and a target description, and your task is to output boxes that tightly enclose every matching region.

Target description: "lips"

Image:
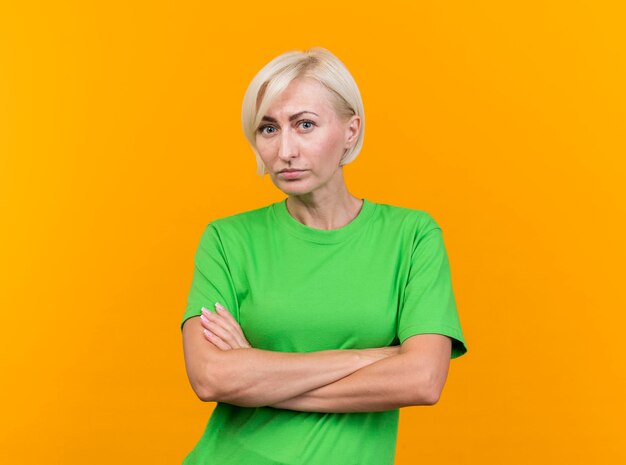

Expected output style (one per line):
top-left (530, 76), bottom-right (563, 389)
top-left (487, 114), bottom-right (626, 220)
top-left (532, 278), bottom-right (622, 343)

top-left (278, 169), bottom-right (307, 179)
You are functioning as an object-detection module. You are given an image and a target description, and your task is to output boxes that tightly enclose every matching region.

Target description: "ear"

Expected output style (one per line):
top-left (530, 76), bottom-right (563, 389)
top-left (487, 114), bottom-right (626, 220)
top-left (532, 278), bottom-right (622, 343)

top-left (344, 115), bottom-right (361, 149)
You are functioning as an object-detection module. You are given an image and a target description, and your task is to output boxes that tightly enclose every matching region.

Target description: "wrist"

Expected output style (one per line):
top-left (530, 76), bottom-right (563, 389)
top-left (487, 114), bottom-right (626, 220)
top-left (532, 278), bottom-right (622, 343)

top-left (356, 346), bottom-right (396, 367)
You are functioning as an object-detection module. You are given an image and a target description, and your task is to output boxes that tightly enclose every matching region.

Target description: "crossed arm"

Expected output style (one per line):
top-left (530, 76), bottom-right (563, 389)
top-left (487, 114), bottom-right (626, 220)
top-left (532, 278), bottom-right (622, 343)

top-left (181, 303), bottom-right (452, 413)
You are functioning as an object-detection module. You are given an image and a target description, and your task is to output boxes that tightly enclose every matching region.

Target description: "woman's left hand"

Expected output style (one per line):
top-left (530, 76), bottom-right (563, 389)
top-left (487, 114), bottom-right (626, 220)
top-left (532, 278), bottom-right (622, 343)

top-left (200, 303), bottom-right (252, 350)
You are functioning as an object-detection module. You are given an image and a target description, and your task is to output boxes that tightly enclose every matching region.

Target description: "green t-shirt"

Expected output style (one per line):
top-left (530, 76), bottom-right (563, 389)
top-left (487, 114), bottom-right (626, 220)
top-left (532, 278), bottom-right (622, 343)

top-left (180, 198), bottom-right (467, 465)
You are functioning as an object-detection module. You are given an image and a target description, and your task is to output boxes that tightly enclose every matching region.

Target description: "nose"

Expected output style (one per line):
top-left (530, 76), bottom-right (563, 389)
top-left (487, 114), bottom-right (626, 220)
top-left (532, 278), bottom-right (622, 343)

top-left (277, 128), bottom-right (298, 161)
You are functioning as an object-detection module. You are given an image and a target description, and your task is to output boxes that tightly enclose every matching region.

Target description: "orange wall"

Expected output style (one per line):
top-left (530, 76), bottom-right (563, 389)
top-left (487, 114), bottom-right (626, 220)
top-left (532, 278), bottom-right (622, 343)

top-left (1, 1), bottom-right (625, 463)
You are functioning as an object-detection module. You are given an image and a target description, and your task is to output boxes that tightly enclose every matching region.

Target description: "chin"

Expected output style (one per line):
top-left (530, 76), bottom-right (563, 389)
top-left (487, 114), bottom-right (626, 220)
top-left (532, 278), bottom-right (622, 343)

top-left (273, 179), bottom-right (315, 197)
top-left (278, 186), bottom-right (313, 197)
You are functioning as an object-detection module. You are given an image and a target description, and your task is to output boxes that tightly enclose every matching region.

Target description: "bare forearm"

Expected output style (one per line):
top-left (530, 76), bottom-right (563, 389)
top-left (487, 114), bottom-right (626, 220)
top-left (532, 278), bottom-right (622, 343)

top-left (206, 345), bottom-right (398, 407)
top-left (268, 351), bottom-right (434, 413)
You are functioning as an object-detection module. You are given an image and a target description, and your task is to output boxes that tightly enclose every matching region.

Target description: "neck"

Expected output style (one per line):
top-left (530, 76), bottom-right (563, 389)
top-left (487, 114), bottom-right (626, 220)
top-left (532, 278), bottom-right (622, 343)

top-left (285, 187), bottom-right (363, 230)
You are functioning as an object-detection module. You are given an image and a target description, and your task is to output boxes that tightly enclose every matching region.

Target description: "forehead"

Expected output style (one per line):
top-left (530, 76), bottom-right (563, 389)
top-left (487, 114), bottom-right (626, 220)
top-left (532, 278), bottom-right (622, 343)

top-left (264, 78), bottom-right (336, 116)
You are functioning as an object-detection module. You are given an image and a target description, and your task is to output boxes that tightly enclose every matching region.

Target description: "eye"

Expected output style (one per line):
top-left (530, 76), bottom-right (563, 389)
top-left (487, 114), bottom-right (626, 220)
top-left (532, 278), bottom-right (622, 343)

top-left (257, 125), bottom-right (277, 135)
top-left (298, 120), bottom-right (315, 130)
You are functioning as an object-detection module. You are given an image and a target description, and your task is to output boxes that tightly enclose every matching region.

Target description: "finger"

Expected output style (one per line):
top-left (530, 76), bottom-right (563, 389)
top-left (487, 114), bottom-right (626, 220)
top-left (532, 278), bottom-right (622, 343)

top-left (201, 310), bottom-right (240, 349)
top-left (200, 311), bottom-right (234, 349)
top-left (202, 328), bottom-right (231, 350)
top-left (215, 303), bottom-right (251, 348)
top-left (214, 303), bottom-right (239, 326)
top-left (208, 306), bottom-right (249, 348)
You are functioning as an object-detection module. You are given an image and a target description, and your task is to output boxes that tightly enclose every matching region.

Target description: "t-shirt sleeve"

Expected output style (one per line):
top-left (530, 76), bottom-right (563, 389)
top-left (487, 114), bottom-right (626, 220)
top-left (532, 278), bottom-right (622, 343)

top-left (180, 223), bottom-right (240, 331)
top-left (397, 215), bottom-right (468, 359)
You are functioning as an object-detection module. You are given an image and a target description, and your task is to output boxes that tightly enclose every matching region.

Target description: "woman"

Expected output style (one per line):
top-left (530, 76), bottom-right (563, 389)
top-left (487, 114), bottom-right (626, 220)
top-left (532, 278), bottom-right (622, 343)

top-left (180, 47), bottom-right (468, 465)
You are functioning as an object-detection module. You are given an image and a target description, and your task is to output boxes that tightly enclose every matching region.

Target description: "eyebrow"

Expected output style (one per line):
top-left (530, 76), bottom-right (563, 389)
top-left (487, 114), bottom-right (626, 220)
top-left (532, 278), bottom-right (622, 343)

top-left (260, 111), bottom-right (319, 123)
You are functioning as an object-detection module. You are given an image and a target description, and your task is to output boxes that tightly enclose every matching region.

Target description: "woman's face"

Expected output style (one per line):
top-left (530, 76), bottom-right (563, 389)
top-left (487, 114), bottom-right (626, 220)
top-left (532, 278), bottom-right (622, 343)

top-left (255, 77), bottom-right (360, 198)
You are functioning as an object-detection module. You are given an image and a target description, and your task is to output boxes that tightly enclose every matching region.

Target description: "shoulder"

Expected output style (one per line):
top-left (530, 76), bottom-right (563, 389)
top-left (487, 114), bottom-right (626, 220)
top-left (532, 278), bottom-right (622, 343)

top-left (371, 201), bottom-right (450, 258)
top-left (371, 200), bottom-right (442, 234)
top-left (196, 202), bottom-right (275, 246)
top-left (209, 203), bottom-right (272, 230)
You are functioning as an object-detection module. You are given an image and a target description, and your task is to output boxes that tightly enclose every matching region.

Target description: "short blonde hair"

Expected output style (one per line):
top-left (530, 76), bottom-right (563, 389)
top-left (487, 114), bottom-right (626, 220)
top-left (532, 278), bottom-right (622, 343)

top-left (241, 47), bottom-right (365, 177)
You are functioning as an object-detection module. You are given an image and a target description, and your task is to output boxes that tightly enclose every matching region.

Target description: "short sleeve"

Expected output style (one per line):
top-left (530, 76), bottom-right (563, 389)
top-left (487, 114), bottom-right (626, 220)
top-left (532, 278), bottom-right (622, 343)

top-left (180, 223), bottom-right (240, 331)
top-left (397, 219), bottom-right (468, 359)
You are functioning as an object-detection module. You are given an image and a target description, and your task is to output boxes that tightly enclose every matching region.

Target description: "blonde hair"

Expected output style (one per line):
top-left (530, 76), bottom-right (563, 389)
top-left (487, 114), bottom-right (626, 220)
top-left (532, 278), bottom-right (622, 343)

top-left (241, 47), bottom-right (365, 176)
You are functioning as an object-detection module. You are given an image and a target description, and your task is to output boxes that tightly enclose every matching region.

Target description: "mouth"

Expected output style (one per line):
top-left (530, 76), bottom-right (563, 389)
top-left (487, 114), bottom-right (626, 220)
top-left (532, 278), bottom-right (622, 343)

top-left (277, 169), bottom-right (307, 179)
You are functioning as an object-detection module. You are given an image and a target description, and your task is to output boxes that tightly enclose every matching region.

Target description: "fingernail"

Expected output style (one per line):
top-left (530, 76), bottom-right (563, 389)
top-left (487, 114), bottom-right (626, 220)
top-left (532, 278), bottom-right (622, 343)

top-left (215, 302), bottom-right (224, 311)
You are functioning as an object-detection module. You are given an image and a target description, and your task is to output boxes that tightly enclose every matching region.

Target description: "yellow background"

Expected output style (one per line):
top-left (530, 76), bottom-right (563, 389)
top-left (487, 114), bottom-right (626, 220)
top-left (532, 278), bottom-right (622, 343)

top-left (1, 1), bottom-right (625, 463)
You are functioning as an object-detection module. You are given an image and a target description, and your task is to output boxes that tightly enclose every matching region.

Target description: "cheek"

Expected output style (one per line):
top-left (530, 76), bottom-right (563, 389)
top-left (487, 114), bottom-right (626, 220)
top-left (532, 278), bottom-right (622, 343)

top-left (255, 139), bottom-right (274, 158)
top-left (309, 130), bottom-right (344, 160)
